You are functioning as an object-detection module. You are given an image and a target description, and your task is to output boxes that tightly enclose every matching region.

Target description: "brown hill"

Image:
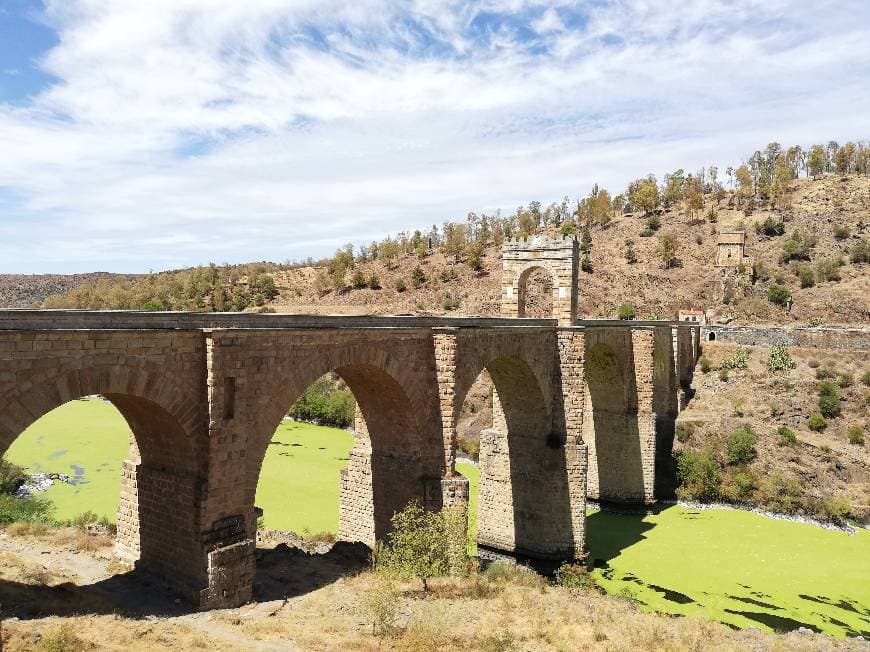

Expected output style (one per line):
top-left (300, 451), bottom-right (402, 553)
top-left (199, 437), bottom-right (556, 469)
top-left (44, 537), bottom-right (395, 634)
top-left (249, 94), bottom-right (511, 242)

top-left (0, 273), bottom-right (140, 309)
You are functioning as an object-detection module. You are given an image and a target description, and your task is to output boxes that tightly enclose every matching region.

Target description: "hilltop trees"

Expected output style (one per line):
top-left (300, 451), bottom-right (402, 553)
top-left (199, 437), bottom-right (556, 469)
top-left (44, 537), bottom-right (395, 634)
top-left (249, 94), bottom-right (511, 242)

top-left (807, 145), bottom-right (826, 178)
top-left (628, 176), bottom-right (659, 215)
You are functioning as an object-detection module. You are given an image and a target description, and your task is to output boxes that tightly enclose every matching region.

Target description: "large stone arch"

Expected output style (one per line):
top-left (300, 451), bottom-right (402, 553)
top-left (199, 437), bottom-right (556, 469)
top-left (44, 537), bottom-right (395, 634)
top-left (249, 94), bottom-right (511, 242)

top-left (450, 331), bottom-right (581, 559)
top-left (239, 339), bottom-right (446, 547)
top-left (583, 332), bottom-right (644, 504)
top-left (0, 359), bottom-right (207, 593)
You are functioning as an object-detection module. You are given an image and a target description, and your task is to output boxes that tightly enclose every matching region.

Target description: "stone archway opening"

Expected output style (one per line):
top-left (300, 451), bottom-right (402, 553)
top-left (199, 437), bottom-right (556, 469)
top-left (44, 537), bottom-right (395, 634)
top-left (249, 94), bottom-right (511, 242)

top-left (0, 389), bottom-right (202, 606)
top-left (708, 331), bottom-right (716, 342)
top-left (517, 266), bottom-right (554, 318)
top-left (253, 363), bottom-right (444, 550)
top-left (457, 356), bottom-right (573, 559)
top-left (584, 342), bottom-right (644, 504)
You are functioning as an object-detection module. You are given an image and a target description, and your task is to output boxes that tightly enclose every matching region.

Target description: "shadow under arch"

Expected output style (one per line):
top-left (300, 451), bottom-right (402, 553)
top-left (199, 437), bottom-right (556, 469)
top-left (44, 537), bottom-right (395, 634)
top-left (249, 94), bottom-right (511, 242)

top-left (585, 340), bottom-right (645, 504)
top-left (516, 265), bottom-right (554, 318)
top-left (458, 355), bottom-right (574, 559)
top-left (249, 354), bottom-right (444, 546)
top-left (0, 367), bottom-right (205, 592)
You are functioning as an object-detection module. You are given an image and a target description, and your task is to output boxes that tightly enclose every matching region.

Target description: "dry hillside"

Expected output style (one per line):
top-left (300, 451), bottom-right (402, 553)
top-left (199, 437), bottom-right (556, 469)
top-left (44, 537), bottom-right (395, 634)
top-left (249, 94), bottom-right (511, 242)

top-left (262, 175), bottom-right (869, 325)
top-left (0, 273), bottom-right (139, 309)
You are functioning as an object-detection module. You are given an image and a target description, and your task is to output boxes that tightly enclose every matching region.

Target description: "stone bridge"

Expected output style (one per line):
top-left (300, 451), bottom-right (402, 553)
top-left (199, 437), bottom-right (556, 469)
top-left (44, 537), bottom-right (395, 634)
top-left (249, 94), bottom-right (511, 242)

top-left (0, 309), bottom-right (699, 609)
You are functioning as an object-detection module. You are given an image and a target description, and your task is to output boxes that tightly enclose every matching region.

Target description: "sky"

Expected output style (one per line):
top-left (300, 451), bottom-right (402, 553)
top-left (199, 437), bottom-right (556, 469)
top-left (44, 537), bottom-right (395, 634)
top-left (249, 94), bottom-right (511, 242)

top-left (1, 0), bottom-right (869, 274)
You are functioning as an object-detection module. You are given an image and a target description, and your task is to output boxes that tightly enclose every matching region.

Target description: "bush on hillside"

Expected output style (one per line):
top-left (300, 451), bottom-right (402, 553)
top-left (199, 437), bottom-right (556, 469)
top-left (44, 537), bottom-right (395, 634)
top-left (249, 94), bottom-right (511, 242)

top-left (288, 377), bottom-right (356, 428)
top-left (847, 424), bottom-right (865, 445)
top-left (727, 426), bottom-right (757, 465)
top-left (756, 216), bottom-right (785, 237)
top-left (849, 239), bottom-right (870, 264)
top-left (720, 348), bottom-right (750, 370)
top-left (699, 357), bottom-right (711, 374)
top-left (808, 413), bottom-right (827, 432)
top-left (554, 563), bottom-right (596, 590)
top-left (777, 426), bottom-right (797, 446)
top-left (795, 265), bottom-right (815, 288)
top-left (617, 303), bottom-right (636, 320)
top-left (767, 344), bottom-right (796, 374)
top-left (837, 372), bottom-right (854, 388)
top-left (755, 471), bottom-right (804, 514)
top-left (863, 370), bottom-right (870, 387)
top-left (411, 266), bottom-right (426, 289)
top-left (815, 258), bottom-right (842, 283)
top-left (833, 224), bottom-right (850, 240)
top-left (767, 285), bottom-right (791, 307)
top-left (394, 278), bottom-right (407, 292)
top-left (676, 450), bottom-right (720, 501)
top-left (817, 381), bottom-right (841, 418)
top-left (780, 231), bottom-right (814, 263)
top-left (719, 368), bottom-right (729, 382)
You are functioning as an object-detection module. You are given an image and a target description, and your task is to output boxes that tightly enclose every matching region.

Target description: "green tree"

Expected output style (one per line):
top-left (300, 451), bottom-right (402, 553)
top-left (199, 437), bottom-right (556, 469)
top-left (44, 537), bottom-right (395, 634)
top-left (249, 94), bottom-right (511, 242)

top-left (628, 176), bottom-right (659, 215)
top-left (657, 232), bottom-right (680, 268)
top-left (807, 145), bottom-right (826, 178)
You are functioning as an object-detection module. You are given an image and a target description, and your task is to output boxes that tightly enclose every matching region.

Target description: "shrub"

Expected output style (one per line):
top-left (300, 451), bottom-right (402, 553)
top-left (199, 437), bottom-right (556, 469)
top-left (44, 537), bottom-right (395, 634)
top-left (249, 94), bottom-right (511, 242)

top-left (815, 258), bottom-right (842, 283)
top-left (795, 265), bottom-right (815, 288)
top-left (720, 348), bottom-right (750, 370)
top-left (359, 575), bottom-right (401, 637)
top-left (719, 368), bottom-right (729, 382)
top-left (411, 266), bottom-right (426, 289)
top-left (777, 426), bottom-right (797, 446)
top-left (0, 458), bottom-right (27, 495)
top-left (818, 495), bottom-right (851, 523)
top-left (675, 423), bottom-right (695, 443)
top-left (757, 216), bottom-right (786, 237)
top-left (0, 493), bottom-right (52, 526)
top-left (580, 255), bottom-right (593, 273)
top-left (646, 215), bottom-right (661, 231)
top-left (352, 270), bottom-right (367, 289)
top-left (554, 563), bottom-right (596, 590)
top-left (71, 510), bottom-right (99, 530)
top-left (863, 370), bottom-right (870, 387)
top-left (767, 285), bottom-right (791, 307)
top-left (617, 303), bottom-right (636, 320)
top-left (815, 367), bottom-right (835, 380)
top-left (808, 413), bottom-right (827, 432)
top-left (457, 434), bottom-right (480, 460)
top-left (833, 224), bottom-right (851, 240)
top-left (374, 501), bottom-right (468, 591)
top-left (720, 468), bottom-right (757, 501)
top-left (847, 424), bottom-right (865, 445)
top-left (780, 231), bottom-right (813, 263)
top-left (482, 561), bottom-right (544, 588)
top-left (442, 294), bottom-right (460, 311)
top-left (639, 227), bottom-right (654, 238)
top-left (559, 222), bottom-right (576, 236)
top-left (767, 344), bottom-right (796, 374)
top-left (807, 317), bottom-right (824, 327)
top-left (699, 357), bottom-right (711, 374)
top-left (727, 426), bottom-right (758, 465)
top-left (849, 238), bottom-right (870, 263)
top-left (837, 372), bottom-right (854, 388)
top-left (394, 278), bottom-right (407, 292)
top-left (756, 471), bottom-right (804, 514)
top-left (817, 382), bottom-right (841, 418)
top-left (367, 274), bottom-right (381, 290)
top-left (35, 625), bottom-right (89, 652)
top-left (676, 450), bottom-right (720, 501)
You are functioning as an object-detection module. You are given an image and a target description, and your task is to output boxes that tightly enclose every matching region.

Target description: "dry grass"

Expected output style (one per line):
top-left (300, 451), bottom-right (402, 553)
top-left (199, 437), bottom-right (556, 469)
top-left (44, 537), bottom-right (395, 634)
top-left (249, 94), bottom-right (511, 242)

top-left (6, 520), bottom-right (50, 537)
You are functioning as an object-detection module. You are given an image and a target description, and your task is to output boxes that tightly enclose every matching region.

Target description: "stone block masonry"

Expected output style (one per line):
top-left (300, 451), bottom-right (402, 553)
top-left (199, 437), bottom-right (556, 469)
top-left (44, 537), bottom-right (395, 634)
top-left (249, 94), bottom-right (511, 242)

top-left (0, 310), bottom-right (698, 610)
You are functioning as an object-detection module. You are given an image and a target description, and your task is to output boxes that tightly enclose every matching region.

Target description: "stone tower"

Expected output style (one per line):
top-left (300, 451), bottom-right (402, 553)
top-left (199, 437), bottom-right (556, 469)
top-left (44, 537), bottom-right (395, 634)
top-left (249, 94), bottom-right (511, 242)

top-left (500, 234), bottom-right (579, 325)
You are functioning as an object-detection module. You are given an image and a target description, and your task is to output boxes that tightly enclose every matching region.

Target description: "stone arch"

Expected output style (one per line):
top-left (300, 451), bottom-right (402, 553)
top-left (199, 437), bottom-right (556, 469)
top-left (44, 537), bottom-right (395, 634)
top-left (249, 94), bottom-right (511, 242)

top-left (583, 340), bottom-right (645, 504)
top-left (500, 234), bottom-right (579, 325)
top-left (248, 349), bottom-right (444, 546)
top-left (0, 363), bottom-right (205, 588)
top-left (516, 265), bottom-right (554, 318)
top-left (708, 331), bottom-right (716, 342)
top-left (456, 353), bottom-right (574, 558)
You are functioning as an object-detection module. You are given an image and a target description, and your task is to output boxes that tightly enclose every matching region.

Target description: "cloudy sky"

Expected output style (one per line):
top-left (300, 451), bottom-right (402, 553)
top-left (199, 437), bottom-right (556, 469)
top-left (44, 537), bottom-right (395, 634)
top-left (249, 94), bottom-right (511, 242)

top-left (1, 0), bottom-right (868, 273)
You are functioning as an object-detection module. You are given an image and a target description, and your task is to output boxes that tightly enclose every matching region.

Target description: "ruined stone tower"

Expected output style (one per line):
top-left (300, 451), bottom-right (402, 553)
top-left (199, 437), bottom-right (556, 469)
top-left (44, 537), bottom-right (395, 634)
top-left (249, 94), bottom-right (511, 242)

top-left (501, 234), bottom-right (579, 325)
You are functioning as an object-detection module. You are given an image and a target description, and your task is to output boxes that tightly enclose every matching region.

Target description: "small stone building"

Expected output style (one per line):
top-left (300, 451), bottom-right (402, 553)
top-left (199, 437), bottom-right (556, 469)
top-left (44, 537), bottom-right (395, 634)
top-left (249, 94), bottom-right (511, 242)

top-left (715, 231), bottom-right (752, 268)
top-left (677, 309), bottom-right (706, 325)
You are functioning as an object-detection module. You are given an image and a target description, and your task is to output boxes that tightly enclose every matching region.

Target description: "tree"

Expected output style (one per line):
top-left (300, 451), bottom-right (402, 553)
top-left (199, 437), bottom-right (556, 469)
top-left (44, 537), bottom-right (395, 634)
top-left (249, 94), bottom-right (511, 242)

top-left (662, 169), bottom-right (686, 208)
top-left (443, 224), bottom-right (467, 262)
top-left (807, 145), bottom-right (826, 178)
top-left (379, 239), bottom-right (400, 269)
top-left (835, 146), bottom-right (851, 175)
top-left (657, 232), bottom-right (680, 268)
top-left (683, 181), bottom-right (704, 221)
top-left (735, 165), bottom-right (753, 205)
top-left (628, 176), bottom-right (659, 215)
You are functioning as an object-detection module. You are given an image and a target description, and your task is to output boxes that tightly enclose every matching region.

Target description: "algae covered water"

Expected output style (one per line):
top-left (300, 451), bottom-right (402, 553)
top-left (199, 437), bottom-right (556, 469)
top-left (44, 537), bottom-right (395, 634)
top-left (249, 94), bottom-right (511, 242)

top-left (6, 398), bottom-right (869, 638)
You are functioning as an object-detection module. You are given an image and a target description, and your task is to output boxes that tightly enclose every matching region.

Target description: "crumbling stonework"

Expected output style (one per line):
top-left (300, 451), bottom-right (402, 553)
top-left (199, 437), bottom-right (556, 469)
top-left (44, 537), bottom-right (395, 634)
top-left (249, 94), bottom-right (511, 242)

top-left (0, 307), bottom-right (698, 610)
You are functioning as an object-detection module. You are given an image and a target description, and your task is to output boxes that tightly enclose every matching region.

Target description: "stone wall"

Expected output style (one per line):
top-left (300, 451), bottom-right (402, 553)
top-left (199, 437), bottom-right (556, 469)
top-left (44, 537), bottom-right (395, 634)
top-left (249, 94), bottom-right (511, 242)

top-left (704, 325), bottom-right (870, 350)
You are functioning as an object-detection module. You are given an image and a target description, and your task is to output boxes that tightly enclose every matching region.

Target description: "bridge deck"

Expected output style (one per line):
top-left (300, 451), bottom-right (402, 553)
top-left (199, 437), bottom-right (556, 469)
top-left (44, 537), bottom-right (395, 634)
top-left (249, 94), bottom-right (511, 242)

top-left (0, 310), bottom-right (684, 331)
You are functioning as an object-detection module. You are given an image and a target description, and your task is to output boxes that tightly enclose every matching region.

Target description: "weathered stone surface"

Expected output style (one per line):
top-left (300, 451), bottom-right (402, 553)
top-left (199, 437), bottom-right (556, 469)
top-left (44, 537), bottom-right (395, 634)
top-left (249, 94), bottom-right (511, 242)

top-left (0, 300), bottom-right (699, 609)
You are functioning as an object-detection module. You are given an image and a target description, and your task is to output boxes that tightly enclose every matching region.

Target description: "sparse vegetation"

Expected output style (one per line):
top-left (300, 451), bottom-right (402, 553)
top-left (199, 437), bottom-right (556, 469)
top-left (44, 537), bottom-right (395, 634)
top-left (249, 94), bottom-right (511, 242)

top-left (777, 426), bottom-right (797, 446)
top-left (726, 426), bottom-right (758, 465)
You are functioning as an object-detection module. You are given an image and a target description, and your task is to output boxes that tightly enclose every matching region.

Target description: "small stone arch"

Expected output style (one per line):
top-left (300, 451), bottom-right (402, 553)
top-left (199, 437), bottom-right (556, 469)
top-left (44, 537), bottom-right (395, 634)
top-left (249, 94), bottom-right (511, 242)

top-left (516, 265), bottom-right (555, 318)
top-left (708, 331), bottom-right (716, 342)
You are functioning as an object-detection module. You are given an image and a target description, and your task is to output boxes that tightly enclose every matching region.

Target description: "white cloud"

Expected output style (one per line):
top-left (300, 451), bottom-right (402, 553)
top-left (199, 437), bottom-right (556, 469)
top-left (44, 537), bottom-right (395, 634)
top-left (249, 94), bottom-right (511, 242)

top-left (0, 0), bottom-right (869, 272)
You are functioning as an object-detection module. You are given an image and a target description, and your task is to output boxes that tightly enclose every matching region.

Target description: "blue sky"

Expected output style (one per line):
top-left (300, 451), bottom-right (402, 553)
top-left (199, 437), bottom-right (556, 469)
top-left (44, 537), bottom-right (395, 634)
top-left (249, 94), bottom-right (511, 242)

top-left (1, 0), bottom-right (869, 274)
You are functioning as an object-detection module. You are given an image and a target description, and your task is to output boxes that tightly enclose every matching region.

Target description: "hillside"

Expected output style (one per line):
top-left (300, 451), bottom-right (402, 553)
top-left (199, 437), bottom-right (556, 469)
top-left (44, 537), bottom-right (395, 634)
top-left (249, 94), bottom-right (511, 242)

top-left (0, 273), bottom-right (140, 309)
top-left (258, 175), bottom-right (869, 325)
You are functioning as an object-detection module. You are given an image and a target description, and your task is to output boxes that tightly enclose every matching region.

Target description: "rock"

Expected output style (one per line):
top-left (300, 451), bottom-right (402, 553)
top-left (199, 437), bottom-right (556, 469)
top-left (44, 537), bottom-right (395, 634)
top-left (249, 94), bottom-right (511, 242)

top-left (31, 632), bottom-right (43, 644)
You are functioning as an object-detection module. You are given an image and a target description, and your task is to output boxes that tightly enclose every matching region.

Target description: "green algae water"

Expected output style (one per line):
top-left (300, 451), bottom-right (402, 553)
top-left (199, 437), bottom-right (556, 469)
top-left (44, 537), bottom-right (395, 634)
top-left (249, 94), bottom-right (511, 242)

top-left (5, 399), bottom-right (869, 638)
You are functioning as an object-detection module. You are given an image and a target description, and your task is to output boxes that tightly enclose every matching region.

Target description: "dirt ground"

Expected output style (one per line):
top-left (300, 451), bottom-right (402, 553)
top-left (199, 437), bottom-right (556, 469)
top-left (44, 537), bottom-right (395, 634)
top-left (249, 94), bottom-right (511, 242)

top-left (0, 529), bottom-right (865, 651)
